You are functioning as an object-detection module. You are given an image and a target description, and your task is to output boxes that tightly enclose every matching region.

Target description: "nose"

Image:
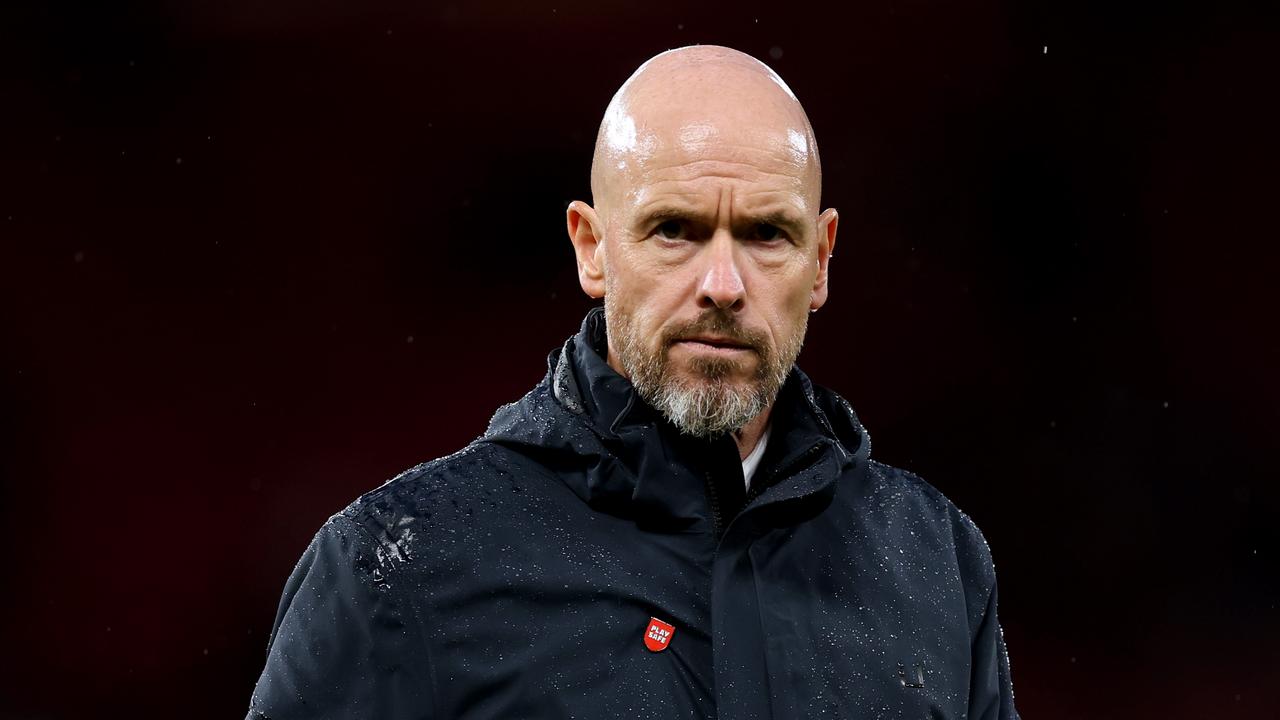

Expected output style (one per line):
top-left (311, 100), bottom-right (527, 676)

top-left (696, 231), bottom-right (746, 312)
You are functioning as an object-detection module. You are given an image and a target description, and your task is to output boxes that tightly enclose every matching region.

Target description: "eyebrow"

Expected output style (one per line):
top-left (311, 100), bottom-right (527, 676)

top-left (633, 205), bottom-right (810, 238)
top-left (752, 210), bottom-right (809, 237)
top-left (634, 206), bottom-right (696, 228)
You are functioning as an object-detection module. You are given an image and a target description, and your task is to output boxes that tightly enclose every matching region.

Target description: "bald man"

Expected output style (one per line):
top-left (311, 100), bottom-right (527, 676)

top-left (246, 46), bottom-right (1020, 720)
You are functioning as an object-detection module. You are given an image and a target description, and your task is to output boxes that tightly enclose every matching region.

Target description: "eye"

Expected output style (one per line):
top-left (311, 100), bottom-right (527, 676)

top-left (655, 219), bottom-right (684, 240)
top-left (754, 223), bottom-right (785, 243)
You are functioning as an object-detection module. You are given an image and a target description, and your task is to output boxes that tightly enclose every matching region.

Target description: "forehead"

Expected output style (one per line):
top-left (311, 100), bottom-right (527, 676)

top-left (613, 120), bottom-right (816, 213)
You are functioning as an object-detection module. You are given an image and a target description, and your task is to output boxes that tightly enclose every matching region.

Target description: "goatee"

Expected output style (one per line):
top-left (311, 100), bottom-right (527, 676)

top-left (605, 296), bottom-right (805, 439)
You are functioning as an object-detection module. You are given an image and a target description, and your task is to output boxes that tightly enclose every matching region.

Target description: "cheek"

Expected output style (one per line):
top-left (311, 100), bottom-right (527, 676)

top-left (607, 268), bottom-right (662, 339)
top-left (619, 258), bottom-right (692, 321)
top-left (755, 261), bottom-right (816, 342)
top-left (752, 253), bottom-right (814, 307)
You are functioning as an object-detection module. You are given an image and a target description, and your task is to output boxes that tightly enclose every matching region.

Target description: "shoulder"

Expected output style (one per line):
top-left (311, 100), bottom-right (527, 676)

top-left (323, 440), bottom-right (538, 571)
top-left (861, 459), bottom-right (999, 572)
top-left (857, 459), bottom-right (1001, 625)
top-left (864, 460), bottom-right (996, 555)
top-left (804, 378), bottom-right (1002, 593)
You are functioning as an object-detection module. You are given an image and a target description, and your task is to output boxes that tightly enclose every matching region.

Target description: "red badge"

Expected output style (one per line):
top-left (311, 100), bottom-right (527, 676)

top-left (643, 616), bottom-right (676, 652)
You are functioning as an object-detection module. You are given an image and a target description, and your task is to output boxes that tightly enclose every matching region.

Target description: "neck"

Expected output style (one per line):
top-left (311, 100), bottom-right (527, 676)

top-left (731, 405), bottom-right (772, 461)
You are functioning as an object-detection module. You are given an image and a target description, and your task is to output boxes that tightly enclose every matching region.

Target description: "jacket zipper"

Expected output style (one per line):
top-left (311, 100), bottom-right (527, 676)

top-left (707, 441), bottom-right (825, 544)
top-left (703, 469), bottom-right (724, 540)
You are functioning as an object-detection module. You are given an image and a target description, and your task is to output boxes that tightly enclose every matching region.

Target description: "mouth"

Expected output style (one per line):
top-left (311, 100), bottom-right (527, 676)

top-left (673, 336), bottom-right (755, 354)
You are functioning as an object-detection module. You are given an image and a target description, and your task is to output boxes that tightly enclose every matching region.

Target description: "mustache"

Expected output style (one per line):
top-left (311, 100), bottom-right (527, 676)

top-left (662, 310), bottom-right (768, 354)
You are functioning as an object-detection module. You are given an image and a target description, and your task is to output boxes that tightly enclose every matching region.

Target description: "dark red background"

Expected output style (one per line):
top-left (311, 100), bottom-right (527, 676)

top-left (2, 0), bottom-right (1276, 717)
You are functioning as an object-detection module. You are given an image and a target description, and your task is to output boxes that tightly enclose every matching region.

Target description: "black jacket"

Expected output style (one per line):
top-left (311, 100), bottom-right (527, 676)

top-left (247, 307), bottom-right (1020, 719)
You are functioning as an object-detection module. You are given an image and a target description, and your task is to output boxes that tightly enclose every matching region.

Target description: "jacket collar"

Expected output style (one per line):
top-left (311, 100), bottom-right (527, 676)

top-left (484, 307), bottom-right (872, 535)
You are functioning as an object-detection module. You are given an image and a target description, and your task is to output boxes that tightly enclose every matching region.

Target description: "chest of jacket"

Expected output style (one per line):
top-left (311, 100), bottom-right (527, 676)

top-left (395, 459), bottom-right (973, 720)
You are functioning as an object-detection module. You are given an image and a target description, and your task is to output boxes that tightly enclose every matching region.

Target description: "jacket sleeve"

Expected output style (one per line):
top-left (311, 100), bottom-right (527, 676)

top-left (968, 577), bottom-right (1020, 720)
top-left (245, 514), bottom-right (436, 719)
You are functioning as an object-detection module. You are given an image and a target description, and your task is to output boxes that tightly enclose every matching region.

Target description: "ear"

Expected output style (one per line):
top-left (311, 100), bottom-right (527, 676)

top-left (810, 207), bottom-right (838, 310)
top-left (567, 201), bottom-right (606, 299)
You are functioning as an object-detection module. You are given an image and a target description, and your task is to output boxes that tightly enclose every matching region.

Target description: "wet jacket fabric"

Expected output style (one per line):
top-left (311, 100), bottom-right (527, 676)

top-left (246, 307), bottom-right (1020, 719)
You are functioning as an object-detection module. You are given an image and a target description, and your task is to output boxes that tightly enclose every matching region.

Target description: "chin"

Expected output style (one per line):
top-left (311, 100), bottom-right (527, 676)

top-left (675, 363), bottom-right (756, 387)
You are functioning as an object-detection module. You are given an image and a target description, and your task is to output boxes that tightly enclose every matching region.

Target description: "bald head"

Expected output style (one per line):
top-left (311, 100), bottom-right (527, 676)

top-left (590, 45), bottom-right (822, 221)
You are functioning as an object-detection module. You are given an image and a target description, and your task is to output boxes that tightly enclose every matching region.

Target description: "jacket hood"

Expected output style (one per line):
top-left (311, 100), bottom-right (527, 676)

top-left (482, 307), bottom-right (872, 536)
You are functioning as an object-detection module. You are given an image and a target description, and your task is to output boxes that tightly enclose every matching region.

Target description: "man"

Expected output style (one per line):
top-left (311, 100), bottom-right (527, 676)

top-left (247, 45), bottom-right (1020, 719)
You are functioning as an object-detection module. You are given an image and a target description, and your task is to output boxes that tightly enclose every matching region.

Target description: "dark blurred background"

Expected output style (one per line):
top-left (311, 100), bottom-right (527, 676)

top-left (2, 0), bottom-right (1276, 717)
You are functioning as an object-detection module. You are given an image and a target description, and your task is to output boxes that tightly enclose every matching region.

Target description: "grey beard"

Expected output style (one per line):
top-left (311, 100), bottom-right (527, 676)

top-left (639, 368), bottom-right (773, 438)
top-left (605, 296), bottom-right (804, 439)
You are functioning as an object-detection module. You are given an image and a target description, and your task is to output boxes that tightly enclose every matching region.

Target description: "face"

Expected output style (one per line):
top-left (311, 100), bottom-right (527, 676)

top-left (568, 54), bottom-right (837, 438)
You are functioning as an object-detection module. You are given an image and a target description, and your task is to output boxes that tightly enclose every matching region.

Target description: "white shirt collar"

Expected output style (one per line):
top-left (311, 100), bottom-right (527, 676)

top-left (741, 422), bottom-right (772, 492)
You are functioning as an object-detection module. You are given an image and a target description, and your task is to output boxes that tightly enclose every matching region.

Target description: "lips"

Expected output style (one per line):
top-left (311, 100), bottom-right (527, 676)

top-left (676, 336), bottom-right (753, 351)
